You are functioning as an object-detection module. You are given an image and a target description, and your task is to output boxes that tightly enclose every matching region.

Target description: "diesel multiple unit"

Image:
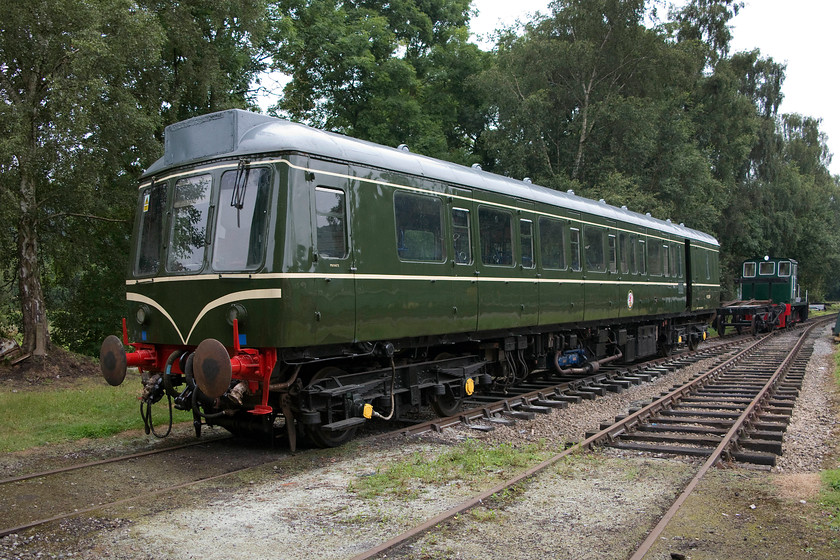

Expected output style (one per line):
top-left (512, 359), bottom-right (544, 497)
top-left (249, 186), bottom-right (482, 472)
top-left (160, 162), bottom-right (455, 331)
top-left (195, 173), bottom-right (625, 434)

top-left (100, 109), bottom-right (721, 449)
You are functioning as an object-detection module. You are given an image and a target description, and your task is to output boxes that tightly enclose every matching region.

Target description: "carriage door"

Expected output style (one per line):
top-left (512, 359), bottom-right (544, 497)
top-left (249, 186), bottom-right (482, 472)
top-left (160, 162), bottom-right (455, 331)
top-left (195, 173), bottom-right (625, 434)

top-left (309, 160), bottom-right (356, 344)
top-left (449, 189), bottom-right (479, 333)
top-left (684, 240), bottom-right (693, 310)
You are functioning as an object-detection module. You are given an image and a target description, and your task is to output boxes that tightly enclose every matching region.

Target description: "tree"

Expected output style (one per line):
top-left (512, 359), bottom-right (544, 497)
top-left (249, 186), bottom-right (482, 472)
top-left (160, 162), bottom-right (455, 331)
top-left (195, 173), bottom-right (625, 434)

top-left (140, 0), bottom-right (271, 130)
top-left (670, 0), bottom-right (743, 67)
top-left (479, 0), bottom-right (660, 183)
top-left (0, 0), bottom-right (163, 353)
top-left (267, 0), bottom-right (487, 162)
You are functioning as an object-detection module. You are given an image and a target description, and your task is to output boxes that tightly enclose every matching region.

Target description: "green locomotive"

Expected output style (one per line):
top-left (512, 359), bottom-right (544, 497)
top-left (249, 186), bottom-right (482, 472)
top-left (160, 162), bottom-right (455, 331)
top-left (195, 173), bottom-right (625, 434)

top-left (714, 257), bottom-right (808, 334)
top-left (100, 109), bottom-right (720, 448)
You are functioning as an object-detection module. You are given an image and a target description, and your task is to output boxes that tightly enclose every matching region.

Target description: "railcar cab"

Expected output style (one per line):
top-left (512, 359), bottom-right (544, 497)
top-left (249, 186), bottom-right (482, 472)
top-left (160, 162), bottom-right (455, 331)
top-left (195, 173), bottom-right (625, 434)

top-left (738, 257), bottom-right (801, 304)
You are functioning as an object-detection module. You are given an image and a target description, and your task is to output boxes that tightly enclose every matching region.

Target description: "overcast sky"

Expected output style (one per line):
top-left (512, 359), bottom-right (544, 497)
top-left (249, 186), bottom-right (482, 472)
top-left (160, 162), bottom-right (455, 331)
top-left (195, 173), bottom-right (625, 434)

top-left (470, 0), bottom-right (840, 175)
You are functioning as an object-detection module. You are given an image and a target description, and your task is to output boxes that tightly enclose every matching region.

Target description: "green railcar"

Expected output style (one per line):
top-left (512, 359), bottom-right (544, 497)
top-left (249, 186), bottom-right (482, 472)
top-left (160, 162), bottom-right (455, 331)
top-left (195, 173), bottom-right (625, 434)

top-left (100, 110), bottom-right (721, 448)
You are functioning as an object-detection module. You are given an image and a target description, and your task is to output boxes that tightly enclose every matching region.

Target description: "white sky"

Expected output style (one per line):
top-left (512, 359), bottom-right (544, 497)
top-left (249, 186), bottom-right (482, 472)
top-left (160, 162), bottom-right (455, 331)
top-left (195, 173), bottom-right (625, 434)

top-left (470, 0), bottom-right (840, 175)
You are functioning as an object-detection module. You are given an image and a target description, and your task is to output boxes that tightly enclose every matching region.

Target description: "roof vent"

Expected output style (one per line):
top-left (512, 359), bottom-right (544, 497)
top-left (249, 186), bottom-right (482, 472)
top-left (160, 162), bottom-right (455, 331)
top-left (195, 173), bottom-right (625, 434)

top-left (646, 212), bottom-right (651, 217)
top-left (397, 144), bottom-right (410, 152)
top-left (666, 218), bottom-right (672, 223)
top-left (523, 177), bottom-right (532, 184)
top-left (567, 189), bottom-right (575, 195)
top-left (621, 205), bottom-right (628, 210)
top-left (599, 199), bottom-right (606, 204)
top-left (680, 222), bottom-right (685, 227)
top-left (471, 163), bottom-right (482, 170)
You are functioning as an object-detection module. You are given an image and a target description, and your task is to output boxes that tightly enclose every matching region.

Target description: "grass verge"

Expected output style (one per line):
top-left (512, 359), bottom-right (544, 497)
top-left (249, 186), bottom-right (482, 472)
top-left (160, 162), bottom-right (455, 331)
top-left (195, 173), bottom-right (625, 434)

top-left (820, 345), bottom-right (840, 529)
top-left (0, 377), bottom-right (192, 453)
top-left (347, 439), bottom-right (553, 500)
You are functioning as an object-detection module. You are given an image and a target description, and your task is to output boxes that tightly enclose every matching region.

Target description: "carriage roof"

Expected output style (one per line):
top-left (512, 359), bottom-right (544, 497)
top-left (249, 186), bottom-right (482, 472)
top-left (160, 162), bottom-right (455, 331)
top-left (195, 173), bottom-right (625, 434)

top-left (145, 109), bottom-right (719, 247)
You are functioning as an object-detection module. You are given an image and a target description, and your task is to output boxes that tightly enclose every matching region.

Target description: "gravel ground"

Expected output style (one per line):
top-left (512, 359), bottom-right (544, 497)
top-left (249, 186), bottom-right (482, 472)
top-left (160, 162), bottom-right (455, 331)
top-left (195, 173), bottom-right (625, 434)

top-left (775, 333), bottom-right (839, 474)
top-left (1, 333), bottom-right (837, 560)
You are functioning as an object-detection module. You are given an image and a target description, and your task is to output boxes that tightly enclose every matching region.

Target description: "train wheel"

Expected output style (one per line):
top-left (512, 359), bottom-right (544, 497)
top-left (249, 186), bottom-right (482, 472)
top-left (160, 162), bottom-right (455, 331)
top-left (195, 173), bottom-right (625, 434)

top-left (304, 367), bottom-right (358, 448)
top-left (688, 335), bottom-right (699, 351)
top-left (430, 352), bottom-right (463, 417)
top-left (714, 316), bottom-right (726, 337)
top-left (431, 390), bottom-right (462, 417)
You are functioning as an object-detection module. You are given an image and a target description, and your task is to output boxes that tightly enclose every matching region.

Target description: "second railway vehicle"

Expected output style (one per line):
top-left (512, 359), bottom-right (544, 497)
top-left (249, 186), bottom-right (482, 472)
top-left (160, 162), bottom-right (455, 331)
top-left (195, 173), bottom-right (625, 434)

top-left (714, 256), bottom-right (809, 335)
top-left (99, 109), bottom-right (721, 449)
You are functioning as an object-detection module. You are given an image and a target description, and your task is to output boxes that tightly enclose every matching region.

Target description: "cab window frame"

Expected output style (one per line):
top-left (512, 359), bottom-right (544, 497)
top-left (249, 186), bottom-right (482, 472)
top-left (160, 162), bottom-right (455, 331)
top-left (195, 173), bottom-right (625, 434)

top-left (759, 261), bottom-right (775, 276)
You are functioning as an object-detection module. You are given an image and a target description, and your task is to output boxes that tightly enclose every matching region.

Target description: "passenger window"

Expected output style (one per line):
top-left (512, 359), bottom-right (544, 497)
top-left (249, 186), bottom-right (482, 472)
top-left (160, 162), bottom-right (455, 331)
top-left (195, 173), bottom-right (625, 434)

top-left (678, 248), bottom-right (684, 278)
top-left (637, 239), bottom-right (647, 275)
top-left (452, 208), bottom-right (472, 265)
top-left (213, 167), bottom-right (271, 271)
top-left (539, 217), bottom-right (566, 270)
top-left (478, 206), bottom-right (513, 266)
top-left (395, 192), bottom-right (443, 262)
top-left (583, 226), bottom-right (606, 273)
top-left (648, 241), bottom-right (662, 277)
top-left (619, 233), bottom-right (630, 274)
top-left (608, 234), bottom-right (617, 273)
top-left (669, 245), bottom-right (678, 278)
top-left (316, 187), bottom-right (349, 258)
top-left (570, 228), bottom-right (582, 272)
top-left (705, 252), bottom-right (711, 280)
top-left (136, 181), bottom-right (168, 276)
top-left (520, 220), bottom-right (535, 269)
top-left (167, 174), bottom-right (212, 272)
top-left (778, 261), bottom-right (791, 277)
top-left (759, 261), bottom-right (775, 275)
top-left (743, 262), bottom-right (756, 277)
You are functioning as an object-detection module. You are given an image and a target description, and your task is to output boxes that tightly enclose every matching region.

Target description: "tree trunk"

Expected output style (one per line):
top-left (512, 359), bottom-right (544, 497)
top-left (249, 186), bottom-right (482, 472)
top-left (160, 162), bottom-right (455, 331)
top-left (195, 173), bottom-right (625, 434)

top-left (17, 174), bottom-right (50, 354)
top-left (572, 85), bottom-right (591, 181)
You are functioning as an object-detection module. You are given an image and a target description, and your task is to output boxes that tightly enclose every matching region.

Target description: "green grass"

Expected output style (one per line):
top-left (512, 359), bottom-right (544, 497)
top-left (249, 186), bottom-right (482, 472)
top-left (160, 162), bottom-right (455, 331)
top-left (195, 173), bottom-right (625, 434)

top-left (0, 378), bottom-right (192, 453)
top-left (348, 439), bottom-right (552, 500)
top-left (820, 346), bottom-right (840, 528)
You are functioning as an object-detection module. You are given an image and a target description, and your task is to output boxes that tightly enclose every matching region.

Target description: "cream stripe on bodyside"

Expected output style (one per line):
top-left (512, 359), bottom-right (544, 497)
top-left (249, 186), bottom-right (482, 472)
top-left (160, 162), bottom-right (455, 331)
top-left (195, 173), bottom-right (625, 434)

top-left (127, 273), bottom-right (286, 285)
top-left (129, 272), bottom-right (699, 288)
top-left (185, 289), bottom-right (283, 344)
top-left (126, 292), bottom-right (187, 344)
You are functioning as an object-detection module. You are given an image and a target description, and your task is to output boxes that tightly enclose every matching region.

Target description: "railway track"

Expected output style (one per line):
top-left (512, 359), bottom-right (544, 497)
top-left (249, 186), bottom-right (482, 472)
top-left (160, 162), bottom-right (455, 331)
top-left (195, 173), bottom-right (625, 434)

top-left (350, 317), bottom-right (832, 560)
top-left (0, 323), bottom-right (822, 545)
top-left (0, 437), bottom-right (282, 538)
top-left (402, 334), bottom-right (752, 437)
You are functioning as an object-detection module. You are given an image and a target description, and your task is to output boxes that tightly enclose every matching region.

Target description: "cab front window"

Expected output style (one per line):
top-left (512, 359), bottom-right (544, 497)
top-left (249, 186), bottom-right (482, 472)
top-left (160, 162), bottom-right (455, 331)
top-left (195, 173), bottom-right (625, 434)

top-left (213, 167), bottom-right (271, 271)
top-left (167, 174), bottom-right (212, 272)
top-left (135, 182), bottom-right (168, 276)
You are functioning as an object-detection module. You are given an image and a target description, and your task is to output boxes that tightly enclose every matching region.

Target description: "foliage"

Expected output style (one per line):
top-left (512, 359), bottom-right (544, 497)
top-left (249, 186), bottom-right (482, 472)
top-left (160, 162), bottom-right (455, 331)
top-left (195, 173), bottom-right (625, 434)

top-left (822, 349), bottom-right (840, 528)
top-left (0, 1), bottom-right (272, 357)
top-left (139, 0), bottom-right (271, 130)
top-left (267, 0), bottom-right (490, 163)
top-left (476, 0), bottom-right (840, 296)
top-left (0, 0), bottom-right (165, 353)
top-left (3, 0), bottom-right (840, 359)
